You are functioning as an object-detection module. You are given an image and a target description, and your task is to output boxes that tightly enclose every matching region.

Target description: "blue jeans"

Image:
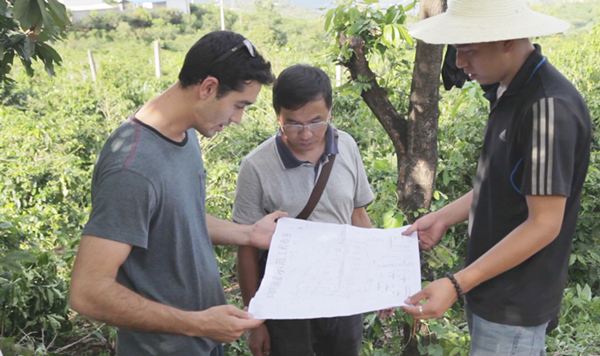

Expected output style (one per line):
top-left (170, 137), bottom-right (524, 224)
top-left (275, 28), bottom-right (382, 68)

top-left (467, 307), bottom-right (548, 356)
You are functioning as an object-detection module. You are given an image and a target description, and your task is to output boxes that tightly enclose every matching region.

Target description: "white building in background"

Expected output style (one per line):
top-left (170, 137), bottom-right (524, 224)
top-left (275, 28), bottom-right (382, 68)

top-left (128, 0), bottom-right (190, 14)
top-left (63, 1), bottom-right (118, 22)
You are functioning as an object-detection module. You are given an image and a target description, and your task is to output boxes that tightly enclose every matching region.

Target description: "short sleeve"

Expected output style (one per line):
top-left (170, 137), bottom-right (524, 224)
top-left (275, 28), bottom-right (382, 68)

top-left (232, 159), bottom-right (265, 225)
top-left (82, 169), bottom-right (156, 248)
top-left (350, 138), bottom-right (375, 208)
top-left (518, 97), bottom-right (577, 197)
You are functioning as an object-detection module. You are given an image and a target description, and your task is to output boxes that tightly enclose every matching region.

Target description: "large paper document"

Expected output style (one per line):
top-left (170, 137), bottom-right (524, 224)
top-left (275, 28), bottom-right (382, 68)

top-left (248, 218), bottom-right (421, 319)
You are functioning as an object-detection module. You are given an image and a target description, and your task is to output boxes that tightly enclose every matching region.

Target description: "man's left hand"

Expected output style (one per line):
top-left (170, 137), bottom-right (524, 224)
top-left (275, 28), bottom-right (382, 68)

top-left (401, 278), bottom-right (458, 319)
top-left (249, 211), bottom-right (288, 249)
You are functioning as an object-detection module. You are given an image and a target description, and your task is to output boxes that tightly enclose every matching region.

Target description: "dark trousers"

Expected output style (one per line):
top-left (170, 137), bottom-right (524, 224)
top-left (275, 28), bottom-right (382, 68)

top-left (210, 344), bottom-right (223, 356)
top-left (265, 314), bottom-right (363, 356)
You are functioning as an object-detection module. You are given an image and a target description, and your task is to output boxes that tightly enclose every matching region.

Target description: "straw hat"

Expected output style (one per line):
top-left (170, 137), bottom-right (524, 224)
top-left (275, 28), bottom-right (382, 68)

top-left (409, 0), bottom-right (570, 45)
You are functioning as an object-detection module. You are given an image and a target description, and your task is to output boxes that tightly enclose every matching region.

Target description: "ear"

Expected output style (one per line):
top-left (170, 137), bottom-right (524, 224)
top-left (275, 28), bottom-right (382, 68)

top-left (198, 76), bottom-right (219, 100)
top-left (503, 40), bottom-right (517, 53)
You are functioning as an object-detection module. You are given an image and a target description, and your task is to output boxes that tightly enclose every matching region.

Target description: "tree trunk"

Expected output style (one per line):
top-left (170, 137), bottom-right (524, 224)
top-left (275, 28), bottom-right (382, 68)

top-left (342, 1), bottom-right (447, 355)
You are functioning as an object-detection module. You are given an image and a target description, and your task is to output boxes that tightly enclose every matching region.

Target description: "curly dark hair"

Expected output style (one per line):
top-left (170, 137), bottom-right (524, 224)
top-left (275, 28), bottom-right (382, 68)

top-left (178, 31), bottom-right (275, 98)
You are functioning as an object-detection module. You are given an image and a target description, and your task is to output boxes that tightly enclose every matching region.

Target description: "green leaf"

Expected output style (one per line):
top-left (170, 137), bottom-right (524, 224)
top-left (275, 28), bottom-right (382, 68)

top-left (579, 284), bottom-right (592, 301)
top-left (385, 6), bottom-right (399, 24)
top-left (12, 0), bottom-right (32, 20)
top-left (333, 4), bottom-right (347, 28)
top-left (443, 170), bottom-right (450, 186)
top-left (569, 254), bottom-right (577, 265)
top-left (324, 9), bottom-right (335, 32)
top-left (433, 190), bottom-right (440, 200)
top-left (46, 0), bottom-right (69, 26)
top-left (382, 24), bottom-right (393, 45)
top-left (398, 24), bottom-right (414, 46)
top-left (347, 20), bottom-right (362, 36)
top-left (14, 0), bottom-right (42, 31)
top-left (382, 211), bottom-right (403, 229)
top-left (349, 7), bottom-right (360, 23)
top-left (36, 0), bottom-right (55, 31)
top-left (404, 0), bottom-right (416, 12)
top-left (373, 159), bottom-right (391, 171)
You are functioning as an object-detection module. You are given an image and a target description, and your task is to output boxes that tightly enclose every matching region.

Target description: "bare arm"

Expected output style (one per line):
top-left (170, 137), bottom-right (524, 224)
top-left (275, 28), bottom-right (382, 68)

top-left (404, 194), bottom-right (566, 319)
top-left (404, 190), bottom-right (473, 249)
top-left (70, 235), bottom-right (264, 342)
top-left (435, 190), bottom-right (473, 228)
top-left (351, 207), bottom-right (372, 228)
top-left (206, 212), bottom-right (287, 249)
top-left (237, 246), bottom-right (260, 307)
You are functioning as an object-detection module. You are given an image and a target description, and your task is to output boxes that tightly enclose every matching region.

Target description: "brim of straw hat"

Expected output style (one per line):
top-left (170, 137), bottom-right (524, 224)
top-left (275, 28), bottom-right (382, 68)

top-left (409, 8), bottom-right (570, 45)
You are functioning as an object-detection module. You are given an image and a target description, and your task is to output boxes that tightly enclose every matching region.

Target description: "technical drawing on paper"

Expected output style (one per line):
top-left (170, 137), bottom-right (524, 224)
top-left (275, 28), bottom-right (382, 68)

top-left (248, 218), bottom-right (421, 319)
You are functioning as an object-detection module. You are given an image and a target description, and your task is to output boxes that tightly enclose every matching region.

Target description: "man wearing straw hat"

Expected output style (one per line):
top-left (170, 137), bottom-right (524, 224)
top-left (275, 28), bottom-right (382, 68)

top-left (401, 0), bottom-right (591, 354)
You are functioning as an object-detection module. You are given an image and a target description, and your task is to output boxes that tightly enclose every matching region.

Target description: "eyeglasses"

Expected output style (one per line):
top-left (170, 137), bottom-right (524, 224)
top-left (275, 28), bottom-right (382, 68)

top-left (210, 39), bottom-right (256, 67)
top-left (282, 120), bottom-right (329, 133)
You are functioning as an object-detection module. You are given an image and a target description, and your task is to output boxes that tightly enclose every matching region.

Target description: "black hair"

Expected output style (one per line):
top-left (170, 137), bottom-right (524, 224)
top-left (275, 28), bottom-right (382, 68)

top-left (178, 31), bottom-right (274, 97)
top-left (272, 64), bottom-right (333, 114)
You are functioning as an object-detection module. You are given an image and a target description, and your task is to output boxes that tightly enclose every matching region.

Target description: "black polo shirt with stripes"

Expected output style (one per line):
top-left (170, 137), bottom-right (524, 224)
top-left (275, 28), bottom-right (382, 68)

top-left (465, 45), bottom-right (591, 327)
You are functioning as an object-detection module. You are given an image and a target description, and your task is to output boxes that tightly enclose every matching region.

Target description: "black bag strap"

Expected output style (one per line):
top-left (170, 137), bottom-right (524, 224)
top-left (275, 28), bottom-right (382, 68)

top-left (296, 132), bottom-right (338, 220)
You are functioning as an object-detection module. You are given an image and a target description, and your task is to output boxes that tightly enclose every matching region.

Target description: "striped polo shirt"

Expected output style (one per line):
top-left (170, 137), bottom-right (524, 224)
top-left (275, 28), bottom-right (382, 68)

top-left (466, 44), bottom-right (591, 327)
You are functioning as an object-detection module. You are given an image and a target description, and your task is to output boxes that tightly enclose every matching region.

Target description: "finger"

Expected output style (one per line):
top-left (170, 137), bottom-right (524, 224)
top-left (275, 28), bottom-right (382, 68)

top-left (264, 334), bottom-right (271, 355)
top-left (404, 290), bottom-right (427, 305)
top-left (419, 240), bottom-right (431, 250)
top-left (401, 305), bottom-right (427, 319)
top-left (269, 211), bottom-right (288, 221)
top-left (403, 223), bottom-right (418, 235)
top-left (249, 344), bottom-right (261, 356)
top-left (228, 306), bottom-right (253, 319)
top-left (238, 318), bottom-right (266, 330)
top-left (387, 307), bottom-right (396, 318)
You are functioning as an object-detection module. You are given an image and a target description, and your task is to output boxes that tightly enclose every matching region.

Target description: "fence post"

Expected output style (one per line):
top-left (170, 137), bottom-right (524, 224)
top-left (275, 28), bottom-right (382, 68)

top-left (220, 0), bottom-right (225, 30)
top-left (335, 65), bottom-right (342, 87)
top-left (87, 49), bottom-right (97, 82)
top-left (154, 40), bottom-right (161, 79)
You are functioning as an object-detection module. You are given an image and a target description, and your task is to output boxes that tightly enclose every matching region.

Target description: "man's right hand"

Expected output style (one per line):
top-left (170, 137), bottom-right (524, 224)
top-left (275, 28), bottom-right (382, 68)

top-left (248, 323), bottom-right (271, 356)
top-left (195, 305), bottom-right (265, 343)
top-left (403, 212), bottom-right (448, 250)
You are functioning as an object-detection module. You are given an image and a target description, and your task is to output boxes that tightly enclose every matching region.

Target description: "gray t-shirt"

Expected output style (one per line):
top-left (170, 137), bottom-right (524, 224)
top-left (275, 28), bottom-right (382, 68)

top-left (232, 128), bottom-right (374, 225)
top-left (83, 117), bottom-right (226, 356)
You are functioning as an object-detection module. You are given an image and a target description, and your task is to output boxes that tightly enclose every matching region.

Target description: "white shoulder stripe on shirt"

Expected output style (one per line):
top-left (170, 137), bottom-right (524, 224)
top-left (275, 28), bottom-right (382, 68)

top-left (531, 98), bottom-right (555, 195)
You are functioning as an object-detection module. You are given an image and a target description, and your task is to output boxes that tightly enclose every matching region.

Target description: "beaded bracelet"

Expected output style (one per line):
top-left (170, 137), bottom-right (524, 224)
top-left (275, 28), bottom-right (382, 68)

top-left (445, 272), bottom-right (465, 300)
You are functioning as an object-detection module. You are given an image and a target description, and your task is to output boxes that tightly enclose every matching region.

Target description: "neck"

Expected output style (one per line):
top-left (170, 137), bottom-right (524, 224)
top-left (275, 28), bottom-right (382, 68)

top-left (134, 82), bottom-right (195, 142)
top-left (497, 40), bottom-right (535, 98)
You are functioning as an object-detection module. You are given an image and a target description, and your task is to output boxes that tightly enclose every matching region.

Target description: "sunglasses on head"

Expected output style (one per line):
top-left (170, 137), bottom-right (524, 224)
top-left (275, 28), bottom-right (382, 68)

top-left (210, 39), bottom-right (256, 66)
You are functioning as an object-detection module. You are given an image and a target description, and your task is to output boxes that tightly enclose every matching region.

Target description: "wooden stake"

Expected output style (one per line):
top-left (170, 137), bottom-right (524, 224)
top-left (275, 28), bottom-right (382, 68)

top-left (87, 49), bottom-right (97, 82)
top-left (154, 40), bottom-right (161, 79)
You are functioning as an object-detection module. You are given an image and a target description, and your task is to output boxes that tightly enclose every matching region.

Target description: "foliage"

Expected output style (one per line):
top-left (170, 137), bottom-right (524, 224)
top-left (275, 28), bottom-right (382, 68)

top-left (0, 0), bottom-right (68, 84)
top-left (324, 0), bottom-right (415, 59)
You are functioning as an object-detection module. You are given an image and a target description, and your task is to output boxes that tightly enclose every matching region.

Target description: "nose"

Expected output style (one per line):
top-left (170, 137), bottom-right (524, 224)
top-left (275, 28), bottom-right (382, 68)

top-left (230, 112), bottom-right (243, 125)
top-left (298, 126), bottom-right (313, 139)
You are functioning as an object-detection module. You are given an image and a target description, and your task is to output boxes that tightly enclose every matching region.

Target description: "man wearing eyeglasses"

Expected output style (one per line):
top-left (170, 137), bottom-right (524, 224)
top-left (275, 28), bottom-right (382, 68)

top-left (69, 31), bottom-right (287, 356)
top-left (232, 64), bottom-right (384, 356)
